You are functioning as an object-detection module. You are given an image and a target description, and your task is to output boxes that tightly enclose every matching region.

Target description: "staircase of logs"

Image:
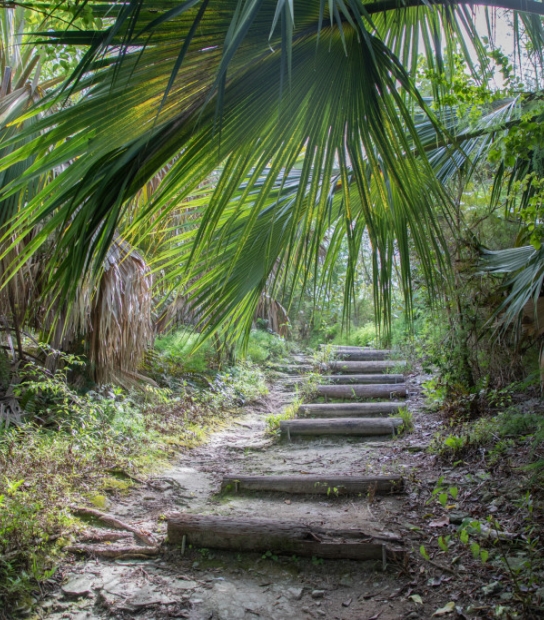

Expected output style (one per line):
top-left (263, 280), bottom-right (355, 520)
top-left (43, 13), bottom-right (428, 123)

top-left (167, 345), bottom-right (408, 566)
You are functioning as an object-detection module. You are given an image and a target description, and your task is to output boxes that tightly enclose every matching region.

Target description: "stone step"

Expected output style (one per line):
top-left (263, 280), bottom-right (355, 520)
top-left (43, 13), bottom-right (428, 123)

top-left (298, 402), bottom-right (405, 417)
top-left (316, 383), bottom-right (407, 400)
top-left (322, 374), bottom-right (405, 385)
top-left (221, 474), bottom-right (404, 495)
top-left (280, 417), bottom-right (403, 437)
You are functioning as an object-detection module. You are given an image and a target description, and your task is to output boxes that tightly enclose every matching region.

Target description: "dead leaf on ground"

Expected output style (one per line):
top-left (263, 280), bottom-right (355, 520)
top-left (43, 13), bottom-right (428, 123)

top-left (433, 601), bottom-right (456, 616)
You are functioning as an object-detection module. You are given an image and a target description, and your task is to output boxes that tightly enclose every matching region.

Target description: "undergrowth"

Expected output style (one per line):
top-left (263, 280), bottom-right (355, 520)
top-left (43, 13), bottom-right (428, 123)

top-left (0, 346), bottom-right (269, 612)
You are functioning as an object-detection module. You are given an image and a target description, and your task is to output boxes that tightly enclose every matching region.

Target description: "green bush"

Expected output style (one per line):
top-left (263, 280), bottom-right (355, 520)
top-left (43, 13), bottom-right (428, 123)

top-left (344, 322), bottom-right (377, 347)
top-left (242, 329), bottom-right (289, 363)
top-left (154, 328), bottom-right (216, 374)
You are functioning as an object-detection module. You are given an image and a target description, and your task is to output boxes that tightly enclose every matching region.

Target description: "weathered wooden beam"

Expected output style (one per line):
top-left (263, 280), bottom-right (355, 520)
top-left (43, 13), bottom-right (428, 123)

top-left (221, 474), bottom-right (404, 495)
top-left (316, 384), bottom-right (407, 399)
top-left (298, 402), bottom-right (405, 417)
top-left (167, 513), bottom-right (405, 563)
top-left (268, 363), bottom-right (315, 374)
top-left (328, 360), bottom-right (405, 374)
top-left (322, 374), bottom-right (405, 384)
top-left (334, 350), bottom-right (393, 361)
top-left (280, 418), bottom-right (403, 436)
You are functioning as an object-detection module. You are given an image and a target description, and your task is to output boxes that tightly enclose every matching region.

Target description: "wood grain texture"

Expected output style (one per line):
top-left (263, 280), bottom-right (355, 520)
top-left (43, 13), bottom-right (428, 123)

top-left (328, 360), bottom-right (405, 374)
top-left (298, 402), bottom-right (405, 417)
top-left (167, 513), bottom-right (405, 562)
top-left (321, 374), bottom-right (405, 384)
top-left (221, 474), bottom-right (404, 495)
top-left (316, 383), bottom-right (407, 399)
top-left (280, 417), bottom-right (403, 436)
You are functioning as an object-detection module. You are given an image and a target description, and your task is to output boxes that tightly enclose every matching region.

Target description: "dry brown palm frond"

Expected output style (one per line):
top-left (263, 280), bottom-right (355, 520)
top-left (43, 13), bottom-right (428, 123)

top-left (255, 293), bottom-right (290, 338)
top-left (89, 239), bottom-right (153, 384)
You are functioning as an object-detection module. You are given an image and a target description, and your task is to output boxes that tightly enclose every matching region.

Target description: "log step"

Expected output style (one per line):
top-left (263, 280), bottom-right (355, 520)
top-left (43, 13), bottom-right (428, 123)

top-left (322, 374), bottom-right (405, 384)
top-left (167, 513), bottom-right (405, 563)
top-left (298, 402), bottom-right (405, 417)
top-left (316, 384), bottom-right (407, 400)
top-left (221, 474), bottom-right (404, 495)
top-left (328, 360), bottom-right (405, 374)
top-left (334, 350), bottom-right (393, 361)
top-left (280, 418), bottom-right (403, 437)
top-left (268, 363), bottom-right (315, 374)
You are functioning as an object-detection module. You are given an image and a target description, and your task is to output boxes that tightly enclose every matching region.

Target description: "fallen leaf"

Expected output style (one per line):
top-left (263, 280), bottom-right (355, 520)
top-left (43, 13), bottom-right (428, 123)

top-left (429, 516), bottom-right (450, 528)
top-left (433, 602), bottom-right (456, 616)
top-left (409, 594), bottom-right (423, 605)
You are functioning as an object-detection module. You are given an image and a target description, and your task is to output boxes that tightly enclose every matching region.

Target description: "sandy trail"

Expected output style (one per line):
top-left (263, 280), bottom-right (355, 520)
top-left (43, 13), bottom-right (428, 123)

top-left (41, 370), bottom-right (435, 620)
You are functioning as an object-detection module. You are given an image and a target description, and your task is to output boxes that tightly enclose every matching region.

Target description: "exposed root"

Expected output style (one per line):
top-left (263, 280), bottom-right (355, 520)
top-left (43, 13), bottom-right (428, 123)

top-left (70, 506), bottom-right (155, 546)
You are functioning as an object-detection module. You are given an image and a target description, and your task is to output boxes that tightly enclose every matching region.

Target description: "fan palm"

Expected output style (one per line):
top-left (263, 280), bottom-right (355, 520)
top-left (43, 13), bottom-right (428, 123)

top-left (1, 0), bottom-right (543, 345)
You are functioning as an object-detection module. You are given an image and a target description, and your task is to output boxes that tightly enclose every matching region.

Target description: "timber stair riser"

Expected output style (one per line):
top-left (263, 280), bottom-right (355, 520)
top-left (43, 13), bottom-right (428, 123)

top-left (221, 474), bottom-right (404, 495)
top-left (317, 384), bottom-right (407, 399)
top-left (280, 418), bottom-right (403, 437)
top-left (323, 347), bottom-right (394, 361)
top-left (328, 361), bottom-right (405, 374)
top-left (167, 514), bottom-right (405, 563)
top-left (322, 374), bottom-right (405, 384)
top-left (298, 402), bottom-right (405, 417)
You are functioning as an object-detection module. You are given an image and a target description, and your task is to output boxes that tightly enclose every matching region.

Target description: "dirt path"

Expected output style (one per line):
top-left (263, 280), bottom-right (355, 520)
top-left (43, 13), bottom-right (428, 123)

top-left (39, 353), bottom-right (449, 620)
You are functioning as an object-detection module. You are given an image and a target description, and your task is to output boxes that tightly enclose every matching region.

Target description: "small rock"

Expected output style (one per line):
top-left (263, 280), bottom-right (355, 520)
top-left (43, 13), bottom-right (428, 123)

top-left (287, 587), bottom-right (304, 600)
top-left (339, 573), bottom-right (353, 587)
top-left (176, 579), bottom-right (198, 590)
top-left (342, 598), bottom-right (352, 607)
top-left (311, 590), bottom-right (325, 599)
top-left (62, 576), bottom-right (94, 598)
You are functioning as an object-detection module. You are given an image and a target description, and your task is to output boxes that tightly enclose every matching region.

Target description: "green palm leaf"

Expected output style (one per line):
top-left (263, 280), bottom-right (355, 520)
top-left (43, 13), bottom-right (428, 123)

top-left (1, 0), bottom-right (542, 343)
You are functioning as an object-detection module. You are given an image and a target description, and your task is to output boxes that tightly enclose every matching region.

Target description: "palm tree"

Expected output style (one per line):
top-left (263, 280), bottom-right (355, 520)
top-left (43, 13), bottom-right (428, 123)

top-left (1, 0), bottom-right (543, 346)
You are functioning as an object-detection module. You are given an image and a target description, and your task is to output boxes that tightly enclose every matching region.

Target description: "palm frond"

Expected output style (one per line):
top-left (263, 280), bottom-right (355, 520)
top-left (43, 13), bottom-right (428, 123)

top-left (1, 0), bottom-right (542, 345)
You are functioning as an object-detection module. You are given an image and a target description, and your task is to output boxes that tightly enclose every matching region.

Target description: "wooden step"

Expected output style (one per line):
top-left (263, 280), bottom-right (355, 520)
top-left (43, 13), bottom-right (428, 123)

top-left (298, 402), bottom-right (405, 417)
top-left (316, 384), bottom-right (407, 399)
top-left (167, 513), bottom-right (405, 563)
top-left (280, 418), bottom-right (403, 437)
top-left (328, 360), bottom-right (405, 374)
top-left (221, 474), bottom-right (404, 495)
top-left (334, 349), bottom-right (393, 361)
top-left (322, 374), bottom-right (405, 384)
top-left (268, 363), bottom-right (315, 374)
